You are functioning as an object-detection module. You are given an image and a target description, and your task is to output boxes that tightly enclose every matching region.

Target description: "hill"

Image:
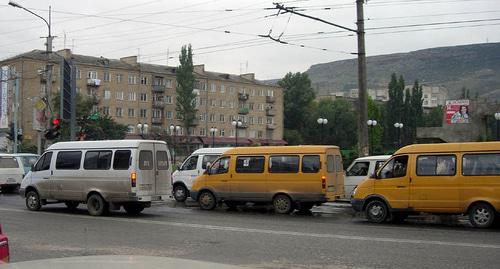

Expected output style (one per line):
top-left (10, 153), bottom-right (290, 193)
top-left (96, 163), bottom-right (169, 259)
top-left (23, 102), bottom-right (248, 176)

top-left (305, 42), bottom-right (500, 99)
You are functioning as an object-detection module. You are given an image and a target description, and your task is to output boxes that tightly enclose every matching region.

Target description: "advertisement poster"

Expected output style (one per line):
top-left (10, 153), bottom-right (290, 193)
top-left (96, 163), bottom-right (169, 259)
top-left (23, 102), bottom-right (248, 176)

top-left (445, 99), bottom-right (470, 124)
top-left (0, 66), bottom-right (9, 129)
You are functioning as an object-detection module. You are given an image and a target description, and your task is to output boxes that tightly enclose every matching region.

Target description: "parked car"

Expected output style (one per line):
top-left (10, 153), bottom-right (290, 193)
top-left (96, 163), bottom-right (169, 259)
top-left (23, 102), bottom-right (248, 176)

top-left (0, 154), bottom-right (25, 193)
top-left (172, 147), bottom-right (232, 202)
top-left (343, 155), bottom-right (390, 199)
top-left (20, 140), bottom-right (172, 216)
top-left (352, 142), bottom-right (500, 228)
top-left (0, 224), bottom-right (9, 263)
top-left (191, 146), bottom-right (345, 213)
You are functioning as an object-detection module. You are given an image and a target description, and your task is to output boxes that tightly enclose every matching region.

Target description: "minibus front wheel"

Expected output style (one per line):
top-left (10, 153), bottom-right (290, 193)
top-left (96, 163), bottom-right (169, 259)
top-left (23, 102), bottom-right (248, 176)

top-left (365, 200), bottom-right (389, 223)
top-left (198, 191), bottom-right (216, 210)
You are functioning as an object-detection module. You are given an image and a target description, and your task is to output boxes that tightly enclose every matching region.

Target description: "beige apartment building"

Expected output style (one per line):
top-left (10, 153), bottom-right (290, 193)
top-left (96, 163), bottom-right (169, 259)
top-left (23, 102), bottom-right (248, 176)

top-left (0, 49), bottom-right (284, 149)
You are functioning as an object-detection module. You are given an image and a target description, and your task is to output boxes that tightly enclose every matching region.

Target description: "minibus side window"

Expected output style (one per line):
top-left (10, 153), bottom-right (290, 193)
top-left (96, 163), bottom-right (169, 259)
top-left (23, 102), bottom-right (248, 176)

top-left (202, 155), bottom-right (219, 169)
top-left (56, 151), bottom-right (82, 170)
top-left (139, 150), bottom-right (153, 170)
top-left (463, 153), bottom-right (500, 176)
top-left (269, 155), bottom-right (299, 173)
top-left (156, 151), bottom-right (169, 170)
top-left (236, 156), bottom-right (265, 173)
top-left (302, 155), bottom-right (320, 173)
top-left (209, 156), bottom-right (230, 174)
top-left (347, 162), bottom-right (369, 176)
top-left (84, 151), bottom-right (112, 170)
top-left (113, 150), bottom-right (131, 170)
top-left (378, 156), bottom-right (408, 179)
top-left (327, 155), bottom-right (334, 172)
top-left (335, 155), bottom-right (342, 172)
top-left (34, 152), bottom-right (52, 171)
top-left (417, 155), bottom-right (456, 176)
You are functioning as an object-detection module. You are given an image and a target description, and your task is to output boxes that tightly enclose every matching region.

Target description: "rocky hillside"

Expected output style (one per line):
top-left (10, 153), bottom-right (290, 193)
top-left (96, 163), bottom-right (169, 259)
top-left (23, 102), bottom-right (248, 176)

top-left (305, 42), bottom-right (500, 99)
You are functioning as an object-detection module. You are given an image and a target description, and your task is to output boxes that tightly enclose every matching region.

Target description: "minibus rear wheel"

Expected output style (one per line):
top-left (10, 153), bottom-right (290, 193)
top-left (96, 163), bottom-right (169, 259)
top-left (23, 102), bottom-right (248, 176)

top-left (87, 193), bottom-right (108, 216)
top-left (273, 194), bottom-right (293, 214)
top-left (469, 203), bottom-right (495, 228)
top-left (365, 200), bottom-right (388, 223)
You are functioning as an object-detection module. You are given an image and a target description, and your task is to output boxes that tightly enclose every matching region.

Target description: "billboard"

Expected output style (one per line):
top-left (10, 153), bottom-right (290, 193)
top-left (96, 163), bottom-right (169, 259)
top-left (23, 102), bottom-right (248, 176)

top-left (0, 66), bottom-right (9, 129)
top-left (445, 99), bottom-right (470, 124)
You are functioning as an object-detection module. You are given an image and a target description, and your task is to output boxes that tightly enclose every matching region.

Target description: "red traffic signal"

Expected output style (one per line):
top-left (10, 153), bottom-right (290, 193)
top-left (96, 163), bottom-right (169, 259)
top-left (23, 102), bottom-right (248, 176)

top-left (52, 118), bottom-right (60, 126)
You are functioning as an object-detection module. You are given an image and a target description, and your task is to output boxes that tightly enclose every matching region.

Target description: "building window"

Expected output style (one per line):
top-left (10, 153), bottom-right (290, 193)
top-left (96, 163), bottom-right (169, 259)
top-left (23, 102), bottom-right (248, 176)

top-left (128, 75), bottom-right (137, 84)
top-left (87, 71), bottom-right (97, 79)
top-left (210, 83), bottom-right (216, 92)
top-left (127, 126), bottom-right (135, 134)
top-left (165, 95), bottom-right (172, 104)
top-left (103, 107), bottom-right (110, 116)
top-left (128, 108), bottom-right (135, 117)
top-left (267, 117), bottom-right (274, 124)
top-left (220, 84), bottom-right (225, 93)
top-left (249, 103), bottom-right (254, 110)
top-left (230, 129), bottom-right (236, 137)
top-left (116, 107), bottom-right (123, 117)
top-left (219, 129), bottom-right (225, 137)
top-left (166, 111), bottom-right (173, 119)
top-left (140, 109), bottom-right (147, 118)
top-left (249, 130), bottom-right (256, 138)
top-left (229, 87), bottom-right (235, 94)
top-left (219, 100), bottom-right (225, 108)
top-left (116, 91), bottom-right (124, 100)
top-left (249, 117), bottom-right (254, 124)
top-left (116, 74), bottom-right (123, 83)
top-left (267, 89), bottom-right (274, 97)
top-left (141, 76), bottom-right (148, 85)
top-left (210, 99), bottom-right (216, 107)
top-left (103, 72), bottom-right (110, 82)
top-left (229, 101), bottom-right (234, 109)
top-left (219, 114), bottom-right (225, 122)
top-left (251, 89), bottom-right (255, 96)
top-left (140, 93), bottom-right (147, 102)
top-left (128, 92), bottom-right (136, 101)
top-left (76, 69), bottom-right (81, 80)
top-left (258, 104), bottom-right (264, 111)
top-left (209, 114), bottom-right (216, 122)
top-left (259, 89), bottom-right (264, 96)
top-left (258, 117), bottom-right (263, 124)
top-left (153, 109), bottom-right (162, 118)
top-left (199, 113), bottom-right (207, 122)
top-left (104, 90), bottom-right (111, 100)
top-left (258, 130), bottom-right (263, 138)
top-left (199, 128), bottom-right (206, 136)
top-left (165, 79), bottom-right (172, 88)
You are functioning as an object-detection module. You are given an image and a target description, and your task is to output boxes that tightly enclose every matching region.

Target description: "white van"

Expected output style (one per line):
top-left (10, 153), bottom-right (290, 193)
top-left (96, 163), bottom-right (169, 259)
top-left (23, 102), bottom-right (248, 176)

top-left (0, 154), bottom-right (25, 193)
top-left (19, 140), bottom-right (172, 216)
top-left (344, 155), bottom-right (390, 199)
top-left (172, 147), bottom-right (232, 202)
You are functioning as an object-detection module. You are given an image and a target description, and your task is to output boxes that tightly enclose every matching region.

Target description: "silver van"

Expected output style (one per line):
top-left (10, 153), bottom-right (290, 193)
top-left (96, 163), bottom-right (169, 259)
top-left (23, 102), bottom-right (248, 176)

top-left (19, 140), bottom-right (172, 216)
top-left (344, 155), bottom-right (390, 199)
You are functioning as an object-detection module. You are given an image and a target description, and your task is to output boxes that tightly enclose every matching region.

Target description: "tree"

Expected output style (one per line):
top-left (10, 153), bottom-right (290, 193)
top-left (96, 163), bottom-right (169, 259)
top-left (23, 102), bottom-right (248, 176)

top-left (368, 97), bottom-right (384, 154)
top-left (423, 106), bottom-right (444, 127)
top-left (384, 73), bottom-right (405, 148)
top-left (176, 44), bottom-right (197, 151)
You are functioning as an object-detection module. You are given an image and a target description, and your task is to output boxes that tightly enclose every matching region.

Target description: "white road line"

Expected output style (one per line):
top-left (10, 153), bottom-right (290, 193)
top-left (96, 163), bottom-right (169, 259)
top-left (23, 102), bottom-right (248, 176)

top-left (1, 207), bottom-right (499, 250)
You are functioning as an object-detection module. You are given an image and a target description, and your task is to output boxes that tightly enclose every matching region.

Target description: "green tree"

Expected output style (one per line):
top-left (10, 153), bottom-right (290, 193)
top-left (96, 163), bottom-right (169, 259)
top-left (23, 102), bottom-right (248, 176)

top-left (384, 73), bottom-right (405, 148)
top-left (278, 72), bottom-right (316, 134)
top-left (176, 44), bottom-right (197, 150)
top-left (368, 97), bottom-right (384, 154)
top-left (423, 106), bottom-right (444, 127)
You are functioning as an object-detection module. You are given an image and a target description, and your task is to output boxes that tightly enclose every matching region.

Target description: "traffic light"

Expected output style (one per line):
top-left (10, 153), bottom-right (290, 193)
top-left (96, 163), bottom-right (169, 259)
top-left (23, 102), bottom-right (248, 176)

top-left (44, 118), bottom-right (61, 140)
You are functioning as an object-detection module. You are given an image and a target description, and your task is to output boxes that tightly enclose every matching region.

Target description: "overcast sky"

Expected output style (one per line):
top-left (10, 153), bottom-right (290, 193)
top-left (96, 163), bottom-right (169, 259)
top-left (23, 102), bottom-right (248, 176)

top-left (1, 0), bottom-right (499, 79)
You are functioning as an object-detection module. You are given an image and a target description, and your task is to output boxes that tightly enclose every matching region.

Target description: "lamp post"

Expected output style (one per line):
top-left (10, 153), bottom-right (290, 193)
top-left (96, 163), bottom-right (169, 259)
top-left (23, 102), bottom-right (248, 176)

top-left (367, 119), bottom-right (377, 155)
top-left (210, 127), bottom-right (218, 148)
top-left (137, 123), bottom-right (148, 139)
top-left (231, 120), bottom-right (242, 147)
top-left (394, 122), bottom-right (404, 148)
top-left (495, 113), bottom-right (500, 141)
top-left (170, 124), bottom-right (180, 166)
top-left (317, 117), bottom-right (328, 145)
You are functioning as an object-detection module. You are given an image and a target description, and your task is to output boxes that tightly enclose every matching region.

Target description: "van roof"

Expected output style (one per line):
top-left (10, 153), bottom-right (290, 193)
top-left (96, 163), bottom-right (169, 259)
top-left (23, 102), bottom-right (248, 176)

top-left (355, 155), bottom-right (391, 161)
top-left (191, 147), bottom-right (233, 155)
top-left (47, 140), bottom-right (167, 150)
top-left (395, 142), bottom-right (500, 155)
top-left (224, 145), bottom-right (339, 155)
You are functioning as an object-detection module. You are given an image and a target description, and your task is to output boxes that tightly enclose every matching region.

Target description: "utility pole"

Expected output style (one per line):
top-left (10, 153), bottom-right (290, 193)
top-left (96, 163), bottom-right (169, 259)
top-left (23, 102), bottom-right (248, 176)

top-left (13, 73), bottom-right (20, 153)
top-left (273, 2), bottom-right (369, 156)
top-left (356, 0), bottom-right (369, 157)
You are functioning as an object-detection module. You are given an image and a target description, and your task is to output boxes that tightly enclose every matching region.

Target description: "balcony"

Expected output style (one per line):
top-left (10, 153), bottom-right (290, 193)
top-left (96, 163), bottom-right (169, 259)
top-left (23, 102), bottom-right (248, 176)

top-left (153, 101), bottom-right (166, 108)
top-left (237, 123), bottom-right (248, 129)
top-left (238, 93), bottom-right (249, 101)
top-left (266, 108), bottom-right (276, 116)
top-left (266, 96), bottom-right (275, 103)
top-left (152, 85), bottom-right (166, 92)
top-left (151, 117), bottom-right (163, 124)
top-left (238, 107), bottom-right (249, 115)
top-left (266, 123), bottom-right (277, 130)
top-left (87, 78), bottom-right (101, 87)
top-left (88, 94), bottom-right (100, 104)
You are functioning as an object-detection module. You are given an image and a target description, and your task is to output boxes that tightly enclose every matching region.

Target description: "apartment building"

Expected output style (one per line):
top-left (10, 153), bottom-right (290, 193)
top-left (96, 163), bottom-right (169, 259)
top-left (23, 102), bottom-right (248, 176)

top-left (0, 49), bottom-right (284, 148)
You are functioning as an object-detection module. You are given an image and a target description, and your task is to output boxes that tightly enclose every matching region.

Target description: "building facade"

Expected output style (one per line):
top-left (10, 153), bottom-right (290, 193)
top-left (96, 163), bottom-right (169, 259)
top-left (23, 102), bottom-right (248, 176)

top-left (0, 49), bottom-right (284, 150)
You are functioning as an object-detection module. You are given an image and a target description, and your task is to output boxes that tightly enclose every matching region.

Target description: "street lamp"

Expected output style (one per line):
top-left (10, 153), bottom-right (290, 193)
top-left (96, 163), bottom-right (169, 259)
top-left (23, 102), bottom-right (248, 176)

top-left (317, 117), bottom-right (328, 145)
top-left (9, 1), bottom-right (52, 52)
top-left (169, 124), bottom-right (181, 166)
top-left (231, 120), bottom-right (242, 147)
top-left (137, 123), bottom-right (148, 139)
top-left (210, 127), bottom-right (218, 148)
top-left (367, 119), bottom-right (377, 155)
top-left (394, 122), bottom-right (404, 148)
top-left (494, 112), bottom-right (500, 141)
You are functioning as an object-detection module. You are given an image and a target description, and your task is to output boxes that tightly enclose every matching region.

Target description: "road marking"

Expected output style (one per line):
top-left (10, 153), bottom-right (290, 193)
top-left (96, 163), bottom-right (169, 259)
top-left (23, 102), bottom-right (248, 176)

top-left (1, 207), bottom-right (499, 249)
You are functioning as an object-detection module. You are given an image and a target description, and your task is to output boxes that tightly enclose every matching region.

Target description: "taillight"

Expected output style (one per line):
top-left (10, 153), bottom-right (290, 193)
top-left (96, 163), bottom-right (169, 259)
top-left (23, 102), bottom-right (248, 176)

top-left (131, 172), bottom-right (137, 187)
top-left (321, 176), bottom-right (326, 189)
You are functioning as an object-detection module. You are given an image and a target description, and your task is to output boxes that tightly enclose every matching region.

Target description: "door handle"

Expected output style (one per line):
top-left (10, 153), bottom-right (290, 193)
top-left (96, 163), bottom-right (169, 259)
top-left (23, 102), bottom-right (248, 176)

top-left (396, 185), bottom-right (406, 188)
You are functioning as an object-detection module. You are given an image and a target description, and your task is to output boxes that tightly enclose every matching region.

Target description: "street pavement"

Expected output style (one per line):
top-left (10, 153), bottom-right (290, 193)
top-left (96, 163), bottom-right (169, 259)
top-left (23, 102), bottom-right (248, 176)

top-left (1, 193), bottom-right (499, 269)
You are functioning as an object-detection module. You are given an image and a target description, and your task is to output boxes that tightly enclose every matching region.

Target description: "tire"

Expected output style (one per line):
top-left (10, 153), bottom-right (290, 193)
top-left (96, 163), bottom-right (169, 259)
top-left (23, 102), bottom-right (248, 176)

top-left (365, 200), bottom-right (389, 223)
top-left (198, 191), bottom-right (216, 210)
top-left (25, 190), bottom-right (42, 211)
top-left (124, 204), bottom-right (145, 215)
top-left (87, 193), bottom-right (108, 216)
top-left (469, 203), bottom-right (495, 228)
top-left (273, 194), bottom-right (293, 214)
top-left (65, 201), bottom-right (80, 210)
top-left (173, 185), bottom-right (188, 202)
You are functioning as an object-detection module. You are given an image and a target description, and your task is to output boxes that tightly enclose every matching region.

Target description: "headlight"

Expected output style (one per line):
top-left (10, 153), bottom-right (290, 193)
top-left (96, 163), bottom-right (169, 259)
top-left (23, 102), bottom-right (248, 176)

top-left (352, 185), bottom-right (358, 197)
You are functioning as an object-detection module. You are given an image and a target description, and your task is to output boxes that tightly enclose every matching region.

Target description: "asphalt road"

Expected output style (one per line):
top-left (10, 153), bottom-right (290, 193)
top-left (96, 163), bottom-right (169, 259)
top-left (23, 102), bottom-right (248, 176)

top-left (1, 193), bottom-right (499, 269)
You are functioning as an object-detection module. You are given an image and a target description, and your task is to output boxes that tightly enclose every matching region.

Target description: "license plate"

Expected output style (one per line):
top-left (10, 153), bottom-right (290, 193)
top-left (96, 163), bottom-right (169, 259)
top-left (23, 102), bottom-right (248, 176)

top-left (151, 195), bottom-right (161, 201)
top-left (6, 178), bottom-right (16, 183)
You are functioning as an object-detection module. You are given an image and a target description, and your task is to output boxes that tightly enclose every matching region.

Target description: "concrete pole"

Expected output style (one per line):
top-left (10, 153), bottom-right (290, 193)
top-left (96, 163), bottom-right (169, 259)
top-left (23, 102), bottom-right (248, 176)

top-left (356, 0), bottom-right (369, 157)
top-left (13, 74), bottom-right (20, 153)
